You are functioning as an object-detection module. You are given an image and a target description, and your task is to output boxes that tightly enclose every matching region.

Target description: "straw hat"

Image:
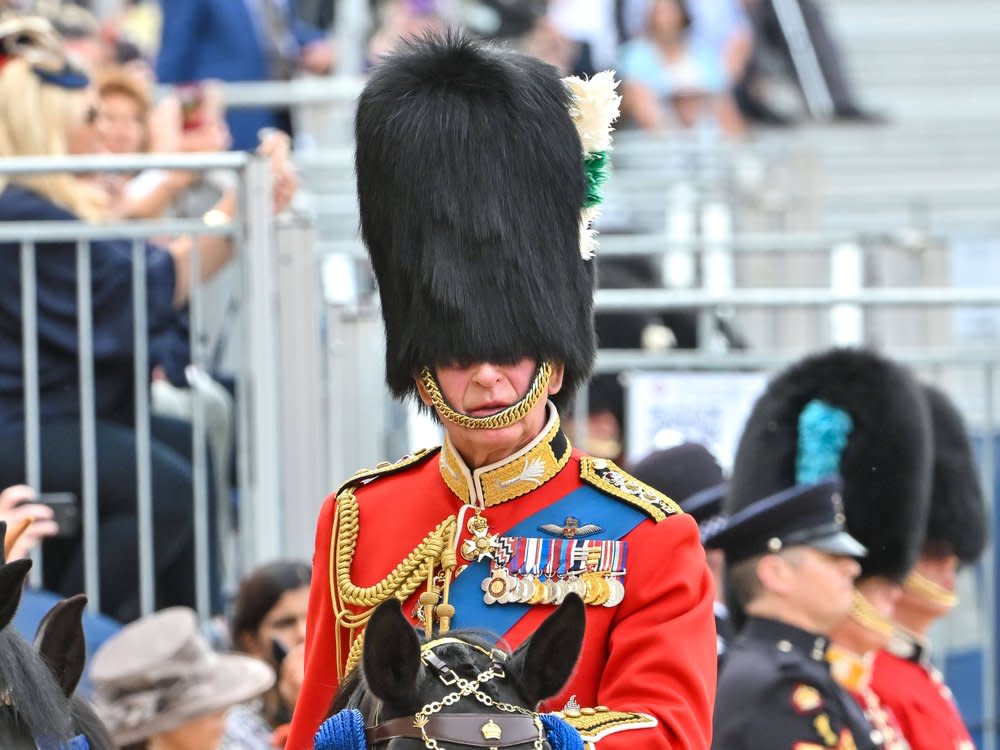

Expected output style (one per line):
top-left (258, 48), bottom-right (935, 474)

top-left (90, 607), bottom-right (275, 746)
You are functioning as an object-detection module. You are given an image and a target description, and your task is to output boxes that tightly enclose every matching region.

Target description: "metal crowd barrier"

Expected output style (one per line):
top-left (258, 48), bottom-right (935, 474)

top-left (0, 152), bottom-right (286, 620)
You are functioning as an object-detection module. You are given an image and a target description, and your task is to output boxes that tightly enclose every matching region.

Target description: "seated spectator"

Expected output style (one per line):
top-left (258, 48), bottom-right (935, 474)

top-left (91, 607), bottom-right (275, 750)
top-left (94, 67), bottom-right (232, 220)
top-left (223, 560), bottom-right (310, 749)
top-left (0, 18), bottom-right (295, 622)
top-left (0, 484), bottom-right (57, 560)
top-left (619, 0), bottom-right (745, 136)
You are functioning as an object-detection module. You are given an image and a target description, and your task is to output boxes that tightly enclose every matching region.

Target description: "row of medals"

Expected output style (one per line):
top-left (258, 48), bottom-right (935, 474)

top-left (482, 568), bottom-right (625, 607)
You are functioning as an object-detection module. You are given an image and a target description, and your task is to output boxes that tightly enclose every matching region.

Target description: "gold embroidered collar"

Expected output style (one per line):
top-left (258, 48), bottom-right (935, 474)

top-left (439, 403), bottom-right (572, 509)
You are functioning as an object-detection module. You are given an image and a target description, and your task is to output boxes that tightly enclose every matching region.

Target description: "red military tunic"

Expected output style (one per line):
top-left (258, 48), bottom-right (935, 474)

top-left (286, 409), bottom-right (717, 749)
top-left (870, 638), bottom-right (976, 750)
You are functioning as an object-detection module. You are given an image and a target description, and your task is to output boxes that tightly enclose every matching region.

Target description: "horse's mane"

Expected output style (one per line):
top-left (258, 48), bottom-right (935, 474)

top-left (0, 627), bottom-right (73, 743)
top-left (71, 695), bottom-right (117, 750)
top-left (329, 628), bottom-right (506, 716)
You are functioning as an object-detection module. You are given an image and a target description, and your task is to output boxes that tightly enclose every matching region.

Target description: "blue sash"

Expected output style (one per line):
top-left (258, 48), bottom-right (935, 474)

top-left (449, 485), bottom-right (648, 634)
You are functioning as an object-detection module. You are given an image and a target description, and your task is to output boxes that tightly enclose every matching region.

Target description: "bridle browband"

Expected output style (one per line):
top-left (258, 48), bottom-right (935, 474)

top-left (366, 638), bottom-right (547, 750)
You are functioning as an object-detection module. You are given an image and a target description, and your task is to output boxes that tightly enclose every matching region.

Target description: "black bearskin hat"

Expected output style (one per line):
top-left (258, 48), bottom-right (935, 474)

top-left (726, 348), bottom-right (933, 581)
top-left (355, 34), bottom-right (593, 407)
top-left (922, 385), bottom-right (988, 563)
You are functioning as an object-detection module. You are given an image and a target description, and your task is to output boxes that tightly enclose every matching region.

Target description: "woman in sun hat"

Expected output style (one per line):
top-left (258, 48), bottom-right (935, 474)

top-left (90, 606), bottom-right (274, 750)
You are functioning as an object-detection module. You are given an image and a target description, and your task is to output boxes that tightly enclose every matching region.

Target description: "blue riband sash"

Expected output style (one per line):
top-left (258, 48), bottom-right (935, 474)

top-left (449, 485), bottom-right (648, 634)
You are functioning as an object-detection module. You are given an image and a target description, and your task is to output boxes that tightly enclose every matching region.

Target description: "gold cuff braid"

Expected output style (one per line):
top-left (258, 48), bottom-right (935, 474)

top-left (419, 362), bottom-right (553, 430)
top-left (904, 571), bottom-right (959, 609)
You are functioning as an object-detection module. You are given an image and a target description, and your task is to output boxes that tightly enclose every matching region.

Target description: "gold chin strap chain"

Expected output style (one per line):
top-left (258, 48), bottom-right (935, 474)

top-left (850, 591), bottom-right (895, 639)
top-left (419, 362), bottom-right (553, 431)
top-left (903, 571), bottom-right (959, 610)
top-left (331, 490), bottom-right (460, 676)
top-left (414, 646), bottom-right (545, 750)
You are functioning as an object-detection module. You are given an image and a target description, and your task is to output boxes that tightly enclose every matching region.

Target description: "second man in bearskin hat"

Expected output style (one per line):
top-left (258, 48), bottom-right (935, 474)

top-left (710, 348), bottom-right (934, 750)
top-left (870, 384), bottom-right (986, 750)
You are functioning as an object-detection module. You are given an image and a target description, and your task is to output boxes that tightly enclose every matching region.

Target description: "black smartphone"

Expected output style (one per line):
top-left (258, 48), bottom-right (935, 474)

top-left (36, 493), bottom-right (80, 538)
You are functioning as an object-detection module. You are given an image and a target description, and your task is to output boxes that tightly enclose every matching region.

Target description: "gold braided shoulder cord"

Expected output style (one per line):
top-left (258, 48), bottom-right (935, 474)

top-left (330, 489), bottom-right (459, 676)
top-left (419, 362), bottom-right (553, 430)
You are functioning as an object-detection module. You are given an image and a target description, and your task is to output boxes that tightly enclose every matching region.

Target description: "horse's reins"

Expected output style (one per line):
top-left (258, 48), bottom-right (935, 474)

top-left (366, 638), bottom-right (546, 750)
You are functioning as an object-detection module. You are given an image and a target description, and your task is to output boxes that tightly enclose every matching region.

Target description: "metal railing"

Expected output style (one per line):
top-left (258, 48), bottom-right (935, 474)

top-left (0, 152), bottom-right (282, 620)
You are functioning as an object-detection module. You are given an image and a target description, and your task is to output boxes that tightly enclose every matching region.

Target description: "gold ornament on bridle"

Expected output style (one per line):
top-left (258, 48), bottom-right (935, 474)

top-left (419, 362), bottom-right (553, 431)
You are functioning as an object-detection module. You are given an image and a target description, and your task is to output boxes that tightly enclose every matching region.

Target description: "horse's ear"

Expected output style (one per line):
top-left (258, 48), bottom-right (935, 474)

top-left (34, 593), bottom-right (88, 697)
top-left (509, 593), bottom-right (585, 707)
top-left (0, 557), bottom-right (32, 630)
top-left (362, 598), bottom-right (422, 711)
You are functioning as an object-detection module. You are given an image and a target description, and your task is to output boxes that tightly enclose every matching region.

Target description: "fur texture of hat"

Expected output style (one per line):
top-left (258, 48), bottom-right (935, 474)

top-left (727, 348), bottom-right (933, 581)
top-left (355, 33), bottom-right (592, 407)
top-left (922, 384), bottom-right (988, 563)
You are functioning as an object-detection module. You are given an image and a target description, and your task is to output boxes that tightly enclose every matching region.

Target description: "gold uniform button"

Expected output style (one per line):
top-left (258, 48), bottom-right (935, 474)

top-left (595, 706), bottom-right (609, 713)
top-left (581, 708), bottom-right (596, 716)
top-left (565, 709), bottom-right (582, 718)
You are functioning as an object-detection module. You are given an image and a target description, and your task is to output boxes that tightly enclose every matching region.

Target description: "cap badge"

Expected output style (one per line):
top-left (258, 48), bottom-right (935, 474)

top-left (539, 516), bottom-right (604, 539)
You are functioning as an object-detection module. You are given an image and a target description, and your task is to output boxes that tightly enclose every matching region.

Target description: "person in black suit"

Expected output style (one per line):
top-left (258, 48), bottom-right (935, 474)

top-left (739, 0), bottom-right (883, 123)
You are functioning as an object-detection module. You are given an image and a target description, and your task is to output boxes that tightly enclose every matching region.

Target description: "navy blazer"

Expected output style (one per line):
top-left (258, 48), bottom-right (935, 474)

top-left (156, 0), bottom-right (326, 150)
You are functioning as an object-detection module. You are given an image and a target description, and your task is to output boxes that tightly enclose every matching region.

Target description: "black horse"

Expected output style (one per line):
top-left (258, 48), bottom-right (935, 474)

top-left (317, 593), bottom-right (587, 750)
top-left (0, 522), bottom-right (115, 750)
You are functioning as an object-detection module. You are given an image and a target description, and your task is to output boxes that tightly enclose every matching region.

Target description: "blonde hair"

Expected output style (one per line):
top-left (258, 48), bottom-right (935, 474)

top-left (0, 57), bottom-right (107, 221)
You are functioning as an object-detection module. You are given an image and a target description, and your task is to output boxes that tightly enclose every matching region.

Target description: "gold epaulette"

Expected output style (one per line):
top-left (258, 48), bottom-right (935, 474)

top-left (553, 706), bottom-right (658, 743)
top-left (579, 457), bottom-right (682, 523)
top-left (334, 447), bottom-right (441, 497)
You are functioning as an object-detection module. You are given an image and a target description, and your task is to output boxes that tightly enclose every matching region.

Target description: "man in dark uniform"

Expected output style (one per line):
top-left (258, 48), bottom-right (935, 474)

top-left (705, 479), bottom-right (880, 749)
top-left (632, 443), bottom-right (731, 663)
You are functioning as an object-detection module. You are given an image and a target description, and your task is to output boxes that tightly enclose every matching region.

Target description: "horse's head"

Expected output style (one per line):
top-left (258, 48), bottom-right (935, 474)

top-left (0, 522), bottom-right (114, 750)
top-left (320, 593), bottom-right (586, 750)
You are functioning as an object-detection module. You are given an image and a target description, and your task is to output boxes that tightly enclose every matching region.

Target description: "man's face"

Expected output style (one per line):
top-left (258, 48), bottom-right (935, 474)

top-left (418, 359), bottom-right (564, 462)
top-left (913, 552), bottom-right (959, 594)
top-left (433, 358), bottom-right (539, 418)
top-left (783, 547), bottom-right (860, 632)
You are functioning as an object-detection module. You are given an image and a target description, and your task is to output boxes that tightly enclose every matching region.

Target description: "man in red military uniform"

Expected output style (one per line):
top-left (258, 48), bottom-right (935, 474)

top-left (285, 34), bottom-right (716, 750)
top-left (870, 384), bottom-right (986, 750)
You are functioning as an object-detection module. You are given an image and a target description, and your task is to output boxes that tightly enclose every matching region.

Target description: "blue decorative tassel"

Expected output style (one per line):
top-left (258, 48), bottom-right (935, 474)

top-left (315, 709), bottom-right (368, 750)
top-left (796, 399), bottom-right (853, 485)
top-left (541, 713), bottom-right (585, 750)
